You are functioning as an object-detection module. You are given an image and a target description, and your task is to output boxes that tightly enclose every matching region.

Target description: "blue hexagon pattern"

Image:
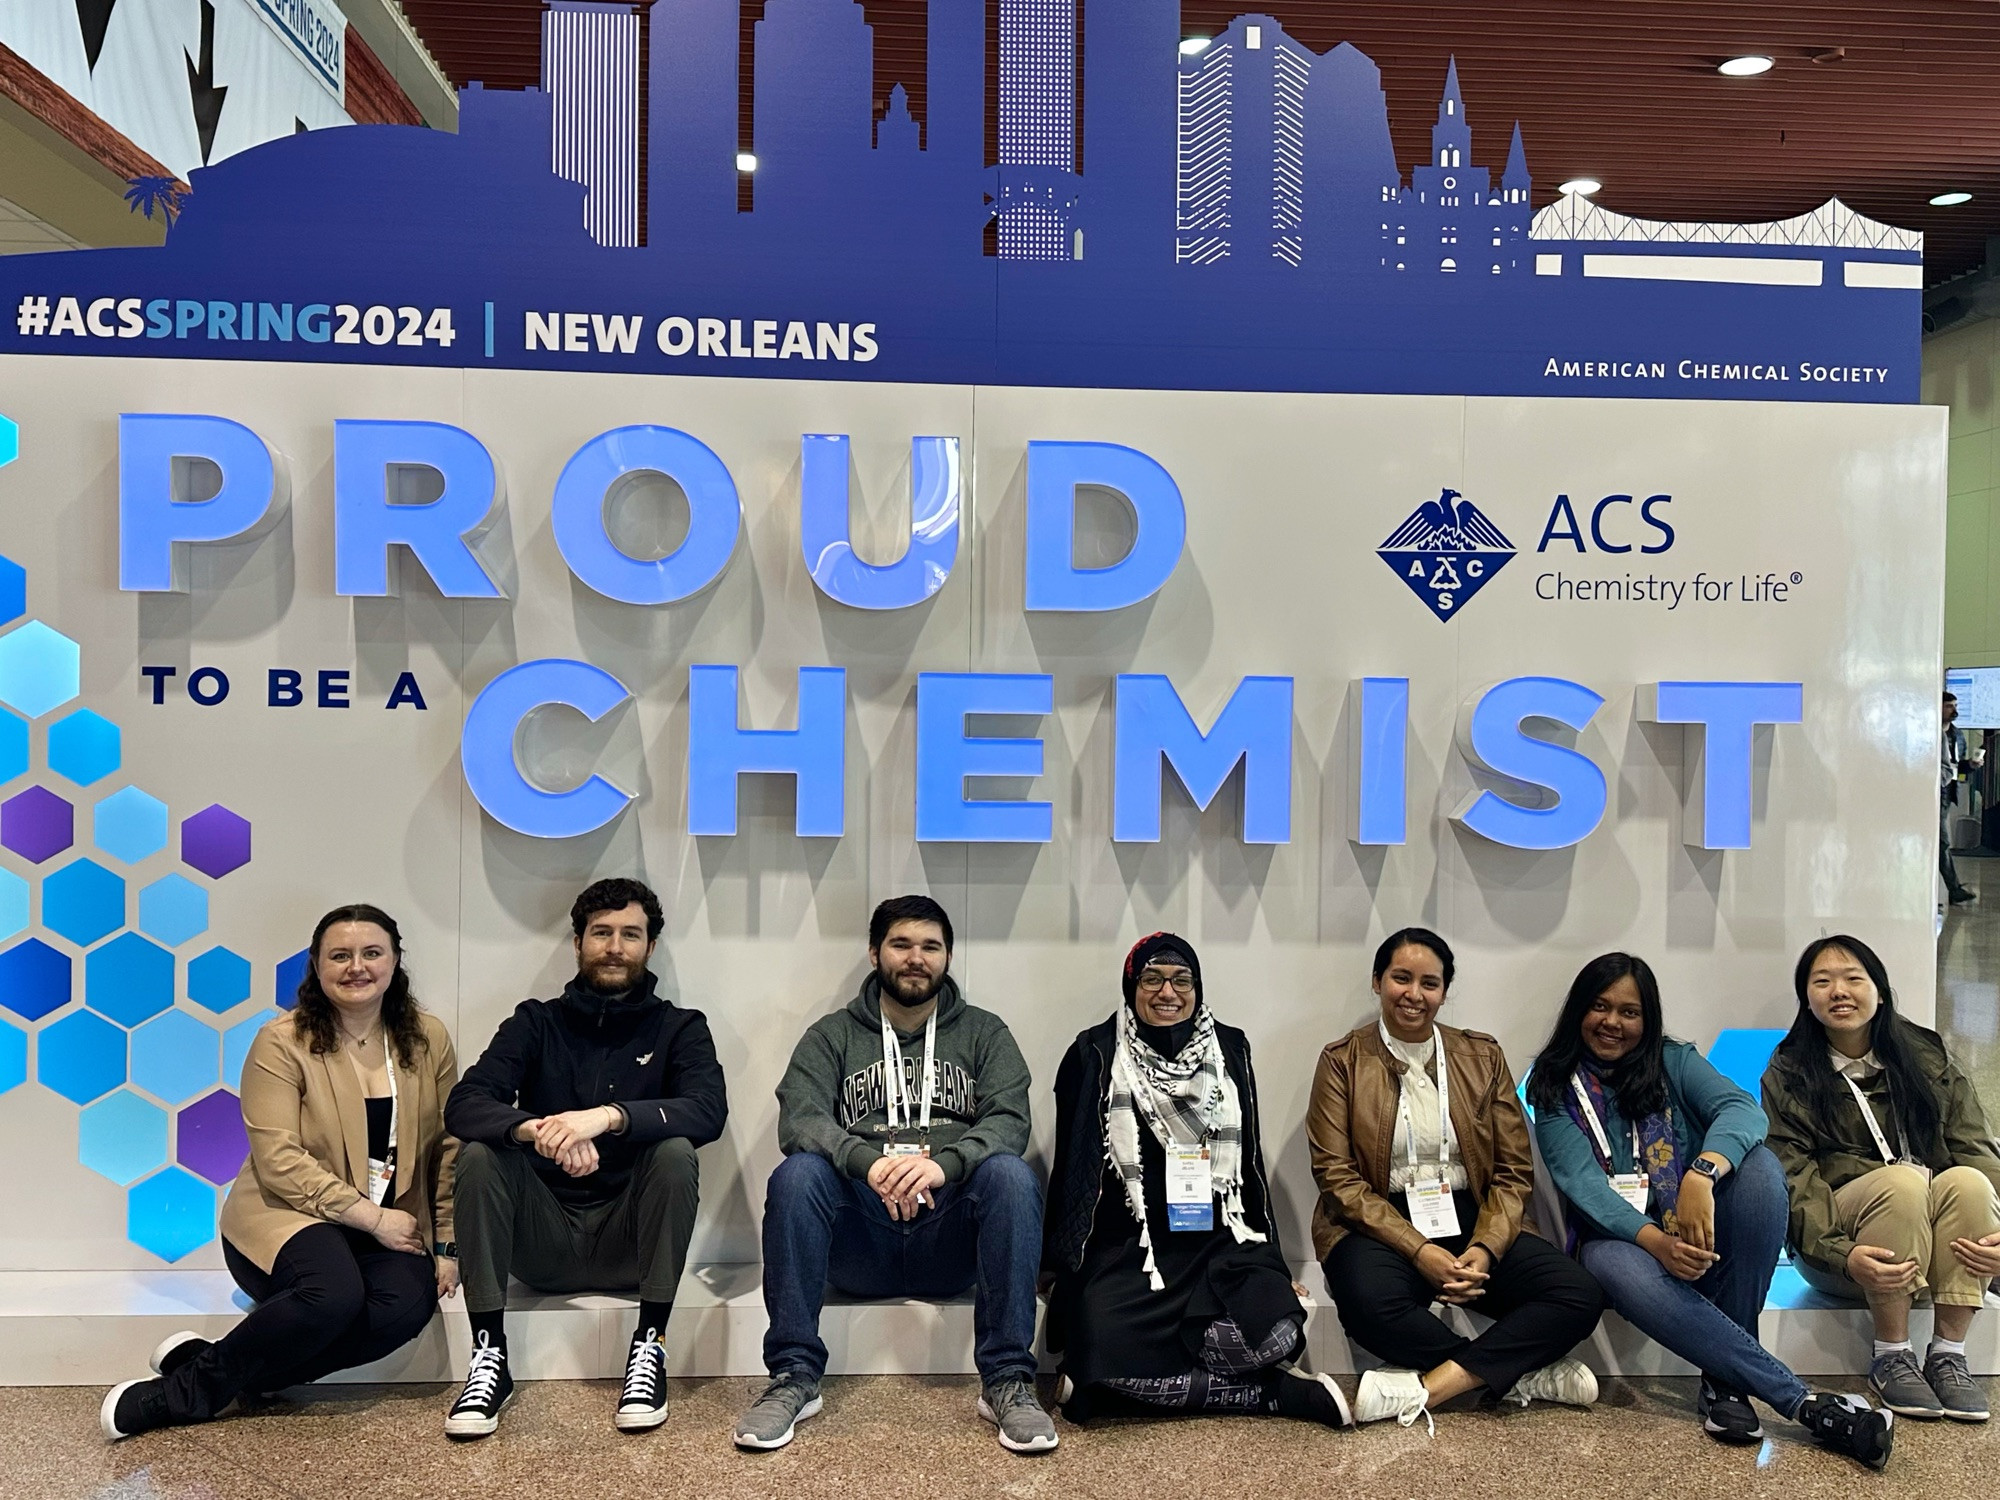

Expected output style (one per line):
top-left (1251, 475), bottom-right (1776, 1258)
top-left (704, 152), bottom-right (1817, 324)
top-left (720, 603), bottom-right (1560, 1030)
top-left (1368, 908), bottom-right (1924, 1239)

top-left (84, 932), bottom-right (175, 1028)
top-left (41, 859), bottom-right (125, 946)
top-left (45, 708), bottom-right (120, 787)
top-left (0, 937), bottom-right (69, 1021)
top-left (78, 1088), bottom-right (168, 1185)
top-left (38, 1008), bottom-right (125, 1103)
top-left (274, 949), bottom-right (308, 1011)
top-left (93, 786), bottom-right (168, 864)
top-left (0, 866), bottom-right (25, 941)
top-left (187, 946), bottom-right (251, 1014)
top-left (138, 873), bottom-right (207, 947)
top-left (0, 620), bottom-right (80, 718)
top-left (223, 1007), bottom-right (278, 1089)
top-left (0, 709), bottom-right (23, 786)
top-left (0, 1017), bottom-right (23, 1092)
top-left (128, 1166), bottom-right (216, 1263)
top-left (0, 552), bottom-right (22, 624)
top-left (130, 1009), bottom-right (218, 1104)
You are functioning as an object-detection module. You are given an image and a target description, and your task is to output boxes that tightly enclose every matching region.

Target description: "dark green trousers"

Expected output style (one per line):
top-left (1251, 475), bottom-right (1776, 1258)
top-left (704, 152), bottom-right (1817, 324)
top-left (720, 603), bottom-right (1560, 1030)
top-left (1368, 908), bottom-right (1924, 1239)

top-left (455, 1137), bottom-right (700, 1315)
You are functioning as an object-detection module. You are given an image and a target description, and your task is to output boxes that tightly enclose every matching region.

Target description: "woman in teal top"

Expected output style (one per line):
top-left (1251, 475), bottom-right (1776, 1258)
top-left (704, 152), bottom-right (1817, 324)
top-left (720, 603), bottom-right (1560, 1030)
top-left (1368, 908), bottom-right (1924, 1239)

top-left (1527, 953), bottom-right (1891, 1468)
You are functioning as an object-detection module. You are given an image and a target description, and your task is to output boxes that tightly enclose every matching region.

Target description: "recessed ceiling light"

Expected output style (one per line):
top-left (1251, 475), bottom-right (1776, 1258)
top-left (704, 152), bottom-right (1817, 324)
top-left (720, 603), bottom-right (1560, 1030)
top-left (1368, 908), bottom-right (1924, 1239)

top-left (1719, 55), bottom-right (1774, 77)
top-left (1179, 36), bottom-right (1211, 55)
top-left (1559, 178), bottom-right (1602, 197)
top-left (735, 152), bottom-right (757, 173)
top-left (1931, 191), bottom-right (1974, 207)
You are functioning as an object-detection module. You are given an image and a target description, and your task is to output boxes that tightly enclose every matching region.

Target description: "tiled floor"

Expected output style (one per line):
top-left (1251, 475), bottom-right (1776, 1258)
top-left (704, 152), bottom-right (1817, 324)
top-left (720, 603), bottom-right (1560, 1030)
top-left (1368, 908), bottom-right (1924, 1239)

top-left (1940, 855), bottom-right (2000, 1106)
top-left (13, 1373), bottom-right (1997, 1500)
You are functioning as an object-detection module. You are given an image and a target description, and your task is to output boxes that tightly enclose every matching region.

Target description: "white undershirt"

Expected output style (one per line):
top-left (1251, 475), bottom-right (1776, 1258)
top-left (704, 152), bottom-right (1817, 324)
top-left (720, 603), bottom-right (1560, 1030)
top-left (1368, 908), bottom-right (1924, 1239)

top-left (1384, 1029), bottom-right (1468, 1193)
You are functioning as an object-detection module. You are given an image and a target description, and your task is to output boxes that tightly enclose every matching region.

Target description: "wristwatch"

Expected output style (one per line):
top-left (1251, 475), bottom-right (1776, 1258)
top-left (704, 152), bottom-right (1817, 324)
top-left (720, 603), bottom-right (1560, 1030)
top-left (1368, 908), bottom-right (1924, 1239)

top-left (1688, 1157), bottom-right (1722, 1182)
top-left (433, 1241), bottom-right (457, 1259)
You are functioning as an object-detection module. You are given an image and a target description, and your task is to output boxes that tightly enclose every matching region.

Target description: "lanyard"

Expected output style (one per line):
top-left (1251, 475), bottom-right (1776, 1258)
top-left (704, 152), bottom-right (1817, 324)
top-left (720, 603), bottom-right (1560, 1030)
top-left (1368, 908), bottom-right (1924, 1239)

top-left (1380, 1022), bottom-right (1452, 1173)
top-left (1839, 1069), bottom-right (1904, 1165)
top-left (1569, 1073), bottom-right (1641, 1171)
top-left (882, 1012), bottom-right (937, 1137)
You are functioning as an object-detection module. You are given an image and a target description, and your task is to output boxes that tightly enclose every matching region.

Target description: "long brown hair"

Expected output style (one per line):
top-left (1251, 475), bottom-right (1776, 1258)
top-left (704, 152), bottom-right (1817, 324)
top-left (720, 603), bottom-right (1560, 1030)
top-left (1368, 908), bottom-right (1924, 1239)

top-left (291, 904), bottom-right (427, 1068)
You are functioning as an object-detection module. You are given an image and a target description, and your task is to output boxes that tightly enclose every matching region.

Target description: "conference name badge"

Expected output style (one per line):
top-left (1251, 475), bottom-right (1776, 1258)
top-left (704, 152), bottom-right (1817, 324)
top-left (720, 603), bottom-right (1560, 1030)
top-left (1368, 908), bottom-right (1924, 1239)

top-left (1610, 1172), bottom-right (1650, 1212)
top-left (1408, 1176), bottom-right (1461, 1239)
top-left (1166, 1144), bottom-right (1214, 1232)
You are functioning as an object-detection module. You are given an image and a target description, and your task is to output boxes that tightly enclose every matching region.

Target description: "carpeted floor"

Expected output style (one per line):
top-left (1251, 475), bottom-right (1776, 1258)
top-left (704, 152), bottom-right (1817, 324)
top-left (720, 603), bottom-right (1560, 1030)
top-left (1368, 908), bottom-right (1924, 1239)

top-left (11, 1374), bottom-right (1995, 1500)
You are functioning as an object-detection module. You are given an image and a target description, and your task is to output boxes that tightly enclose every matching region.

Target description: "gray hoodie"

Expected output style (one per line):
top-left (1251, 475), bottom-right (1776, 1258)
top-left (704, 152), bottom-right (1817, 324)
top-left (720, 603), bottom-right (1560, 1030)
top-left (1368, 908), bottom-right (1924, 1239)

top-left (776, 972), bottom-right (1032, 1183)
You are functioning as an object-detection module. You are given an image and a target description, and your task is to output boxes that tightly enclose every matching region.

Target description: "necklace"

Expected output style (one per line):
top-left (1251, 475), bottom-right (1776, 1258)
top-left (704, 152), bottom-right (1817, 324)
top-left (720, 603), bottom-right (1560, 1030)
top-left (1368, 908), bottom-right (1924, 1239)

top-left (339, 1021), bottom-right (383, 1051)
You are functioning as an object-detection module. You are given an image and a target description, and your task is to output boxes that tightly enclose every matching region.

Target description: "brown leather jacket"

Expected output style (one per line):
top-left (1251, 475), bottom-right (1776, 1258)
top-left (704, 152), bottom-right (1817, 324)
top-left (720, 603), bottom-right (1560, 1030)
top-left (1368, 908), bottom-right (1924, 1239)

top-left (1306, 1020), bottom-right (1538, 1262)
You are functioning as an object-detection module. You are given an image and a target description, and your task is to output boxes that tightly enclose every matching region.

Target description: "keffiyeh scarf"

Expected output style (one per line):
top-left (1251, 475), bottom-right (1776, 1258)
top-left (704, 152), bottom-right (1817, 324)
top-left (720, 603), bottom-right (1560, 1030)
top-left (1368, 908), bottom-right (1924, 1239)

top-left (1106, 999), bottom-right (1265, 1290)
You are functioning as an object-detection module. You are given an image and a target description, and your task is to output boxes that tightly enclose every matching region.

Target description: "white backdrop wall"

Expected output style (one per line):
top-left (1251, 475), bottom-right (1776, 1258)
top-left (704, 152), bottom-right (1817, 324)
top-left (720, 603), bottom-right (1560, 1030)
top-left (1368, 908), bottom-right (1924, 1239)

top-left (0, 354), bottom-right (1946, 1272)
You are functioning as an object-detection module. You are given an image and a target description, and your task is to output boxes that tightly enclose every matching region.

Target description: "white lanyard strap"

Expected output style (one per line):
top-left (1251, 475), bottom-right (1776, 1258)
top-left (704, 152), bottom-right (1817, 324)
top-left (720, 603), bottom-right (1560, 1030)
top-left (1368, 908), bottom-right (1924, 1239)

top-left (1840, 1070), bottom-right (1901, 1165)
top-left (1569, 1073), bottom-right (1640, 1170)
top-left (882, 1013), bottom-right (937, 1134)
top-left (1383, 1023), bottom-right (1451, 1173)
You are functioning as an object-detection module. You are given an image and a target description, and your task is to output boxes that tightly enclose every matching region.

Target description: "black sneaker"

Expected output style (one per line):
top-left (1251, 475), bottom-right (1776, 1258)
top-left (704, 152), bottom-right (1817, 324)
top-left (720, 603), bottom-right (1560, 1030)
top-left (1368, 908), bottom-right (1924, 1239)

top-left (614, 1328), bottom-right (669, 1431)
top-left (149, 1330), bottom-right (210, 1380)
top-left (1797, 1392), bottom-right (1894, 1470)
top-left (100, 1377), bottom-right (171, 1441)
top-left (1698, 1379), bottom-right (1763, 1444)
top-left (444, 1333), bottom-right (514, 1439)
top-left (1270, 1364), bottom-right (1353, 1428)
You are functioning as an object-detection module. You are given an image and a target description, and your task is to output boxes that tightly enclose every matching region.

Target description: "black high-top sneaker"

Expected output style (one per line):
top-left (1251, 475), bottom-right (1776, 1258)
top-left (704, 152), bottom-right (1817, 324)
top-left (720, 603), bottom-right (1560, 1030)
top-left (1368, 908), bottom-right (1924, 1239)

top-left (444, 1332), bottom-right (514, 1439)
top-left (614, 1327), bottom-right (670, 1431)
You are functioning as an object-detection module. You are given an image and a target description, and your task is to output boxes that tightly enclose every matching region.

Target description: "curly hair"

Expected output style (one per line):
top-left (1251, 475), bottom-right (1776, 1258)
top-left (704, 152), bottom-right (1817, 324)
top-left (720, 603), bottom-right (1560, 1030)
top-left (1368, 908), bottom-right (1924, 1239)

top-left (571, 878), bottom-right (664, 942)
top-left (291, 904), bottom-right (427, 1069)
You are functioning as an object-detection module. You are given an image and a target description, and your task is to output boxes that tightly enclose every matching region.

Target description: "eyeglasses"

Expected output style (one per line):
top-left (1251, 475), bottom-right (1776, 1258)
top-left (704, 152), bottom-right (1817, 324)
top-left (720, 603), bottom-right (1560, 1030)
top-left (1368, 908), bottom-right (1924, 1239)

top-left (1136, 971), bottom-right (1196, 995)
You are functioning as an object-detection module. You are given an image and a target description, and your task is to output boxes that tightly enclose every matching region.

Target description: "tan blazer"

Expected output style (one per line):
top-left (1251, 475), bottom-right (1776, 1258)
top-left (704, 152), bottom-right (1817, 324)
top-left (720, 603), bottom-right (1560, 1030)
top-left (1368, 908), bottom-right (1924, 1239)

top-left (220, 1010), bottom-right (460, 1273)
top-left (1305, 1020), bottom-right (1537, 1264)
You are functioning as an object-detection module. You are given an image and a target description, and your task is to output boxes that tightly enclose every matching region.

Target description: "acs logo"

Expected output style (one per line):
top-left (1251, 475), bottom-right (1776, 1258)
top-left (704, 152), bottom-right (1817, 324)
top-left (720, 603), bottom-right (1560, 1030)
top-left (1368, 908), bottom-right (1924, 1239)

top-left (1376, 488), bottom-right (1516, 622)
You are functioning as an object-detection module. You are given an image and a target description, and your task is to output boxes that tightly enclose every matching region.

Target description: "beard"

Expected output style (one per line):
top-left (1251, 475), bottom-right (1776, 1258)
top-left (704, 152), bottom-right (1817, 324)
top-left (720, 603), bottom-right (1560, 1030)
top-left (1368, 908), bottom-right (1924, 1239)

top-left (878, 958), bottom-right (946, 1006)
top-left (582, 953), bottom-right (641, 993)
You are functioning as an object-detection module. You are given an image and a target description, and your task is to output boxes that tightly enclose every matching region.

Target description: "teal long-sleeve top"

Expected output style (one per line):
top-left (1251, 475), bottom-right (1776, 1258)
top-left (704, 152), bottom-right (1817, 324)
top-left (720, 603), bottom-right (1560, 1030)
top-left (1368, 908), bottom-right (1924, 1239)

top-left (1533, 1040), bottom-right (1768, 1244)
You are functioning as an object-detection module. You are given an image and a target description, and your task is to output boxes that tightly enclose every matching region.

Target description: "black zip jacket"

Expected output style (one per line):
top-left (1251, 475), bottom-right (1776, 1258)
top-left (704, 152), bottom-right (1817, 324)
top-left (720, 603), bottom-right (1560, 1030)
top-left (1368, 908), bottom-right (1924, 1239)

top-left (445, 970), bottom-right (728, 1206)
top-left (1041, 1013), bottom-right (1283, 1277)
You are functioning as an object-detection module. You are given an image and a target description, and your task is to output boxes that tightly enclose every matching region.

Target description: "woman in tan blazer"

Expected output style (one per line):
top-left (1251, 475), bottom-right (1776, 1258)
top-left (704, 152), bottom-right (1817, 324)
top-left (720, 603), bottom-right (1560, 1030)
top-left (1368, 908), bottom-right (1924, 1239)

top-left (1307, 927), bottom-right (1603, 1430)
top-left (103, 904), bottom-right (459, 1440)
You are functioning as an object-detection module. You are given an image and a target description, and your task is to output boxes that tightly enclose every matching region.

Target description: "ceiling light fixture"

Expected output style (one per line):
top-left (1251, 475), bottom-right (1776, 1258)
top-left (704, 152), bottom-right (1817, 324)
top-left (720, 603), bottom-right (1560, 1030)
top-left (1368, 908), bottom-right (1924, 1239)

top-left (1559, 178), bottom-right (1602, 197)
top-left (1931, 191), bottom-right (1974, 207)
top-left (1179, 36), bottom-right (1211, 56)
top-left (735, 152), bottom-right (757, 173)
top-left (1718, 55), bottom-right (1774, 77)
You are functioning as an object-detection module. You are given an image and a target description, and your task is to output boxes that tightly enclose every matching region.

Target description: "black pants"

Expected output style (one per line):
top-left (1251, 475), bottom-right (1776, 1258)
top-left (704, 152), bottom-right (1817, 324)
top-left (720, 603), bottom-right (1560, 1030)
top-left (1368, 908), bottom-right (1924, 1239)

top-left (454, 1137), bottom-right (700, 1313)
top-left (1323, 1192), bottom-right (1604, 1395)
top-left (163, 1224), bottom-right (436, 1423)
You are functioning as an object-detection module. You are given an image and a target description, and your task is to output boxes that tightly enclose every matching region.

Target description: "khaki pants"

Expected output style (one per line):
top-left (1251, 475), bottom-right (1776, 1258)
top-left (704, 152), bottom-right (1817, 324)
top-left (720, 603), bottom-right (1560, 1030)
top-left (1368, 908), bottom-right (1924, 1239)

top-left (1800, 1164), bottom-right (2000, 1309)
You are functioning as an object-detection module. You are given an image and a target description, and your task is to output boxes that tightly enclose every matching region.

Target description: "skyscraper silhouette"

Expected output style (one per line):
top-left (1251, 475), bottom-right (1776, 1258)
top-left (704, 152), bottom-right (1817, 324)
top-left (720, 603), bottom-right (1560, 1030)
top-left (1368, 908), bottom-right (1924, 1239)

top-left (1301, 41), bottom-right (1400, 270)
top-left (753, 0), bottom-right (874, 233)
top-left (647, 0), bottom-right (739, 241)
top-left (1080, 0), bottom-right (1178, 267)
top-left (1175, 17), bottom-right (1315, 267)
top-left (996, 0), bottom-right (1079, 259)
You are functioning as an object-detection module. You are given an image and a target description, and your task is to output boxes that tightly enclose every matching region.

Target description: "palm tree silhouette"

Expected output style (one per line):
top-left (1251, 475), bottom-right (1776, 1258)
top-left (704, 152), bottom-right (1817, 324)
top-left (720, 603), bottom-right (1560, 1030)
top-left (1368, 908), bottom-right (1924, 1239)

top-left (124, 175), bottom-right (189, 224)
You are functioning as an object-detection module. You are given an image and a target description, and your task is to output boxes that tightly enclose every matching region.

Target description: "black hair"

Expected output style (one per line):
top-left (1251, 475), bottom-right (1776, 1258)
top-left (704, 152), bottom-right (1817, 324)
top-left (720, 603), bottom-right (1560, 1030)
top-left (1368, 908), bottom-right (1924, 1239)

top-left (1769, 934), bottom-right (1943, 1163)
top-left (1372, 927), bottom-right (1454, 990)
top-left (1526, 952), bottom-right (1669, 1120)
top-left (869, 894), bottom-right (954, 953)
top-left (292, 904), bottom-right (427, 1069)
top-left (571, 878), bottom-right (664, 942)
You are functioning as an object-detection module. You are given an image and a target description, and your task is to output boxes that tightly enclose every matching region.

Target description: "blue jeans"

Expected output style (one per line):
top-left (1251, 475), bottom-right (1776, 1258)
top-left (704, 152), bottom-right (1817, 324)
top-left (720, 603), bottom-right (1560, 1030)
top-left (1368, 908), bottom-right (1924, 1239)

top-left (1579, 1144), bottom-right (1807, 1417)
top-left (760, 1150), bottom-right (1043, 1385)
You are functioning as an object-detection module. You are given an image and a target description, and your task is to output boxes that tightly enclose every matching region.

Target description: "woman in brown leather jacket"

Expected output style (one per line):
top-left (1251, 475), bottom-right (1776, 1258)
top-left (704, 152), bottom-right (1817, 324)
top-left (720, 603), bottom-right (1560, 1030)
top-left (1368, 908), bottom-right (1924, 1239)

top-left (1307, 927), bottom-right (1603, 1429)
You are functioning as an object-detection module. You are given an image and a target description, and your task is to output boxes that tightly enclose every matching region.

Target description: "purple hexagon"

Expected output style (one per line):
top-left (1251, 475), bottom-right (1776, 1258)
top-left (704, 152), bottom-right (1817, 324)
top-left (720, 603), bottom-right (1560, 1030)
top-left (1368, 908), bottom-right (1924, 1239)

top-left (1, 785), bottom-right (73, 864)
top-left (176, 1088), bottom-right (249, 1185)
top-left (180, 805), bottom-right (250, 880)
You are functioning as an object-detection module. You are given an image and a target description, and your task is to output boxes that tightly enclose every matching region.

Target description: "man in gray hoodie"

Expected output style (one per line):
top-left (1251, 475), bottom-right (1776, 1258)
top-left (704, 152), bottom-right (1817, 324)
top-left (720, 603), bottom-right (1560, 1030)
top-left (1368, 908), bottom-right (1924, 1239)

top-left (733, 894), bottom-right (1055, 1455)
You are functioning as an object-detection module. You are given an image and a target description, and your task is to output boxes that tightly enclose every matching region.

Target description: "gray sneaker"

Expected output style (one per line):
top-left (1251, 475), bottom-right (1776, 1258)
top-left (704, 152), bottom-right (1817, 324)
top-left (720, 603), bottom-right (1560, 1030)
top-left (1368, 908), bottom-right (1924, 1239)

top-left (1923, 1349), bottom-right (1991, 1421)
top-left (1870, 1349), bottom-right (1944, 1419)
top-left (977, 1377), bottom-right (1058, 1453)
top-left (733, 1372), bottom-right (823, 1450)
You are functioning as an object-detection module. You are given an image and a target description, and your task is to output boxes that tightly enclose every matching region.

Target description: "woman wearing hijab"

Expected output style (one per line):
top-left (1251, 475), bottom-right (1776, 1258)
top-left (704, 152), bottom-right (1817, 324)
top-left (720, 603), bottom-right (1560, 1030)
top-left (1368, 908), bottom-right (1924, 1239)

top-left (1042, 933), bottom-right (1351, 1428)
top-left (1527, 952), bottom-right (1892, 1466)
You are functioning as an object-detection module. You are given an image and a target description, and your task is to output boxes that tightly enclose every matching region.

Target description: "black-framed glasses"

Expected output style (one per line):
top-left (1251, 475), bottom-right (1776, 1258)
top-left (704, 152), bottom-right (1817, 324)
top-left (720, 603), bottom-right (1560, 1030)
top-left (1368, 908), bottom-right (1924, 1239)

top-left (1136, 970), bottom-right (1196, 995)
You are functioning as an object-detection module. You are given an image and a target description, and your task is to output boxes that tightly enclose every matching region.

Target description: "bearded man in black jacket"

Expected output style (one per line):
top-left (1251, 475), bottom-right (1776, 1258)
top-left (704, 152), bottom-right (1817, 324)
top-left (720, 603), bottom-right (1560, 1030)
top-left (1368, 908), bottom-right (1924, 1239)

top-left (441, 878), bottom-right (727, 1440)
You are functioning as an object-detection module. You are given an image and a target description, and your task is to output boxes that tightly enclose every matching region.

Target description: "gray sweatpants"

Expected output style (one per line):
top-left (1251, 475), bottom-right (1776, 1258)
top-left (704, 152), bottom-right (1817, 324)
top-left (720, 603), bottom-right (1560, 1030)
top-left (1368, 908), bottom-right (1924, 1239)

top-left (454, 1136), bottom-right (700, 1314)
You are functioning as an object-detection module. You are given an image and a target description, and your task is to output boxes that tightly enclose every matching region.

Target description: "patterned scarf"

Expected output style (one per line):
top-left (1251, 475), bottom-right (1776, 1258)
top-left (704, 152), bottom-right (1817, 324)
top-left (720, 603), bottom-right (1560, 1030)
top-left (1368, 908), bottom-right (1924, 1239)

top-left (1106, 998), bottom-right (1264, 1291)
top-left (1564, 1065), bottom-right (1682, 1235)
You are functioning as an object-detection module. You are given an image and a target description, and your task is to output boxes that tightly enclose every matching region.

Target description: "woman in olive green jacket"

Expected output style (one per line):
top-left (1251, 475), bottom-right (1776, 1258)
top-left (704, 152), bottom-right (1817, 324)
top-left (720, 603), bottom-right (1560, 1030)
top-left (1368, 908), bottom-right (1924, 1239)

top-left (1762, 935), bottom-right (2000, 1424)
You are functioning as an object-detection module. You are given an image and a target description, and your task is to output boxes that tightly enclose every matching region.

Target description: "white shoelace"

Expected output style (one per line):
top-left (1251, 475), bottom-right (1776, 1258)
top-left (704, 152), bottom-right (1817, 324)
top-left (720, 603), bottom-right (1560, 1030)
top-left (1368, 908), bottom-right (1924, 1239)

top-left (621, 1337), bottom-right (664, 1406)
top-left (455, 1344), bottom-right (504, 1410)
top-left (1396, 1389), bottom-right (1435, 1436)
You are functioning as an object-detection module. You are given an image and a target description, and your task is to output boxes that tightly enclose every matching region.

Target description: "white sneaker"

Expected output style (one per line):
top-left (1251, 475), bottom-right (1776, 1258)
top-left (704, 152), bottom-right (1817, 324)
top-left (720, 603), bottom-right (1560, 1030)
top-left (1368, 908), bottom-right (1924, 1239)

top-left (1354, 1368), bottom-right (1433, 1431)
top-left (1504, 1357), bottom-right (1598, 1407)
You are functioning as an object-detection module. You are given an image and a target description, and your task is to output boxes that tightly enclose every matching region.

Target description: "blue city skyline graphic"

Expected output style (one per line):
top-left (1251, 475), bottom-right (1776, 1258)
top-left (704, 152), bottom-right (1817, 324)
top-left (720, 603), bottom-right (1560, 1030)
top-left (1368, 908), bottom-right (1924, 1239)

top-left (0, 0), bottom-right (1921, 400)
top-left (1377, 488), bottom-right (1516, 621)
